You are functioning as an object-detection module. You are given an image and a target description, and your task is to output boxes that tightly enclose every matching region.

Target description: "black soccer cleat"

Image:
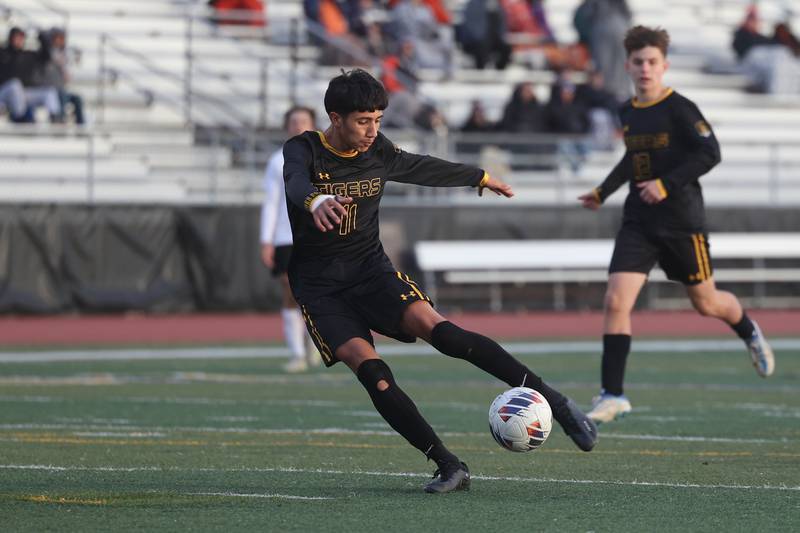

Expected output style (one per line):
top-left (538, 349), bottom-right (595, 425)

top-left (552, 398), bottom-right (598, 452)
top-left (424, 461), bottom-right (471, 494)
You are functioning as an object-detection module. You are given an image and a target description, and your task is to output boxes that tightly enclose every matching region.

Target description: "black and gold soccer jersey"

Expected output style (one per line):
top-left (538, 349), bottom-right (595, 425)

top-left (594, 89), bottom-right (721, 233)
top-left (283, 130), bottom-right (484, 301)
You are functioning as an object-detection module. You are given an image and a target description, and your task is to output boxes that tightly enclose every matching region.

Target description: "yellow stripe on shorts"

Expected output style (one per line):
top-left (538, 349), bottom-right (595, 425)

top-left (301, 305), bottom-right (333, 363)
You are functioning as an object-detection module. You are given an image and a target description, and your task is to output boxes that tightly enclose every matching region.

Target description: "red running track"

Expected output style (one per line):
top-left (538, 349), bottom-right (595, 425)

top-left (0, 310), bottom-right (797, 347)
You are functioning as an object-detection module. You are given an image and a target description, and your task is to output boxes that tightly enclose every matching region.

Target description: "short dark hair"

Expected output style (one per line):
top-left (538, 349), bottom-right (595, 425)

top-left (624, 25), bottom-right (670, 57)
top-left (283, 105), bottom-right (316, 130)
top-left (9, 27), bottom-right (26, 40)
top-left (323, 69), bottom-right (388, 116)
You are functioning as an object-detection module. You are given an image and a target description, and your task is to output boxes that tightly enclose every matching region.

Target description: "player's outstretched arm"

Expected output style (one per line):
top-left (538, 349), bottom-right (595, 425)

top-left (578, 188), bottom-right (602, 210)
top-left (309, 194), bottom-right (353, 232)
top-left (479, 175), bottom-right (514, 197)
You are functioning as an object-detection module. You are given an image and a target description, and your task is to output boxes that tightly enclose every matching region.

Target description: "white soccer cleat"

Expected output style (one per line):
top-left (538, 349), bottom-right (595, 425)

top-left (747, 321), bottom-right (775, 378)
top-left (283, 358), bottom-right (309, 373)
top-left (586, 394), bottom-right (632, 424)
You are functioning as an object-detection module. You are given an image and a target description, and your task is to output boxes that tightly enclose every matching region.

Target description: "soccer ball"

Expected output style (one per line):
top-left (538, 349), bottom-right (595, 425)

top-left (488, 387), bottom-right (552, 452)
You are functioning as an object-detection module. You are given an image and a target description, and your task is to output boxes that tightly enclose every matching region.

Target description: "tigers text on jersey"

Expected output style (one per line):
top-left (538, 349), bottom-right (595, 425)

top-left (283, 130), bottom-right (484, 301)
top-left (594, 89), bottom-right (721, 233)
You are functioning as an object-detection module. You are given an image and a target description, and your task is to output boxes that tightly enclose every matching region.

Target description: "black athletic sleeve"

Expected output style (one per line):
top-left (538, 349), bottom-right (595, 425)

top-left (283, 135), bottom-right (321, 211)
top-left (595, 153), bottom-right (631, 203)
top-left (379, 134), bottom-right (485, 187)
top-left (660, 98), bottom-right (721, 193)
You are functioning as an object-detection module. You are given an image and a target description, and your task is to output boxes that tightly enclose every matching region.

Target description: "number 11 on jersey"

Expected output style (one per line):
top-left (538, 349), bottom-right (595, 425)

top-left (339, 203), bottom-right (358, 235)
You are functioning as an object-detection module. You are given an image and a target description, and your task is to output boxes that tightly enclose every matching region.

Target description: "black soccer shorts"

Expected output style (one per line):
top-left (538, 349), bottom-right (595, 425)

top-left (609, 224), bottom-right (713, 285)
top-left (299, 271), bottom-right (432, 367)
top-left (271, 245), bottom-right (292, 276)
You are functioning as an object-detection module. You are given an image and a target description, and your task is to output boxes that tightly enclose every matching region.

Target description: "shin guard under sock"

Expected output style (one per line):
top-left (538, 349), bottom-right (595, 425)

top-left (356, 359), bottom-right (458, 465)
top-left (430, 321), bottom-right (566, 407)
top-left (601, 334), bottom-right (631, 396)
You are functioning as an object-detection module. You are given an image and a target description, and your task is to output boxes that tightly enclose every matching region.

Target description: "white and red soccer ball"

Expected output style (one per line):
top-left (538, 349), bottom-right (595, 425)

top-left (489, 386), bottom-right (553, 452)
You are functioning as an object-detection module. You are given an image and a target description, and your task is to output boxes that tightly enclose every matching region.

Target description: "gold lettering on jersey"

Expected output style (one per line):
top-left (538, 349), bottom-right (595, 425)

top-left (694, 120), bottom-right (712, 138)
top-left (400, 291), bottom-right (418, 301)
top-left (632, 152), bottom-right (652, 180)
top-left (317, 177), bottom-right (381, 198)
top-left (318, 172), bottom-right (331, 180)
top-left (625, 133), bottom-right (670, 150)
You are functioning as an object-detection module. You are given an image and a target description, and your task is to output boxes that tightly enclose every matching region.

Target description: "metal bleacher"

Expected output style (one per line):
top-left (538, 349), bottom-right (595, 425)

top-left (0, 0), bottom-right (799, 205)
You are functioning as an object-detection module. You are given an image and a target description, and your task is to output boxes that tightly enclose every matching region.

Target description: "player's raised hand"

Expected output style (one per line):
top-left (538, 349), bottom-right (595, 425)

top-left (578, 190), bottom-right (601, 210)
top-left (311, 195), bottom-right (353, 232)
top-left (636, 180), bottom-right (667, 204)
top-left (479, 175), bottom-right (514, 198)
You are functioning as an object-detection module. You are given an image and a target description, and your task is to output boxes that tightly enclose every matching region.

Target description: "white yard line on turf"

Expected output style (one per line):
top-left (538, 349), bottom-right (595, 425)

top-left (0, 423), bottom-right (794, 444)
top-left (1, 464), bottom-right (798, 492)
top-left (1, 339), bottom-right (800, 362)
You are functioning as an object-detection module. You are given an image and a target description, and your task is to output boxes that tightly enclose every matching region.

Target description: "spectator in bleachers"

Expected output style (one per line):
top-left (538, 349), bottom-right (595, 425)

top-left (501, 0), bottom-right (555, 46)
top-left (497, 81), bottom-right (546, 133)
top-left (545, 74), bottom-right (591, 171)
top-left (0, 76), bottom-right (27, 122)
top-left (386, 0), bottom-right (455, 78)
top-left (575, 69), bottom-right (622, 150)
top-left (456, 0), bottom-right (512, 70)
top-left (349, 0), bottom-right (390, 57)
top-left (732, 4), bottom-right (800, 94)
top-left (382, 50), bottom-right (448, 133)
top-left (501, 0), bottom-right (587, 72)
top-left (546, 76), bottom-right (590, 135)
top-left (381, 39), bottom-right (419, 94)
top-left (0, 27), bottom-right (60, 123)
top-left (208, 0), bottom-right (266, 26)
top-left (31, 28), bottom-right (84, 125)
top-left (774, 20), bottom-right (800, 57)
top-left (304, 0), bottom-right (371, 65)
top-left (573, 0), bottom-right (632, 102)
top-left (461, 100), bottom-right (495, 132)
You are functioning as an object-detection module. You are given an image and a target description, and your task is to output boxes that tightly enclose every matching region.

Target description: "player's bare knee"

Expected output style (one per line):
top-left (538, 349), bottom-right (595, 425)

top-left (604, 292), bottom-right (631, 315)
top-left (377, 379), bottom-right (389, 391)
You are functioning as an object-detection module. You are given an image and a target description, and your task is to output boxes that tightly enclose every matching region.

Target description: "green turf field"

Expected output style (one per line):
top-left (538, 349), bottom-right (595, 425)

top-left (0, 341), bottom-right (798, 532)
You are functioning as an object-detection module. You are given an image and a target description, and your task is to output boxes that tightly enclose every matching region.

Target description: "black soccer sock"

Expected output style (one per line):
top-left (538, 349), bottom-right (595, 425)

top-left (730, 311), bottom-right (755, 340)
top-left (356, 359), bottom-right (459, 467)
top-left (601, 334), bottom-right (631, 396)
top-left (430, 321), bottom-right (566, 408)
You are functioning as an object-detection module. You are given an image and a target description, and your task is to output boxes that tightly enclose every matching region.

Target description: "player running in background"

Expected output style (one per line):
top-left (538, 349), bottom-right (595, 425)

top-left (284, 69), bottom-right (597, 494)
top-left (260, 106), bottom-right (321, 373)
top-left (578, 26), bottom-right (775, 425)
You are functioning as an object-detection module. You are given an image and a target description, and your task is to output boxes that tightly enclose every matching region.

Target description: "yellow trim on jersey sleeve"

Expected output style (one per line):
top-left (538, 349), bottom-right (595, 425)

top-left (655, 179), bottom-right (668, 199)
top-left (304, 192), bottom-right (321, 211)
top-left (592, 187), bottom-right (602, 204)
top-left (479, 172), bottom-right (490, 187)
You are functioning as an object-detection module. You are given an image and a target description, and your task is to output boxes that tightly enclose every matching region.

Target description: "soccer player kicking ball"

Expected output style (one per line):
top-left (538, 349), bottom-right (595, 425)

top-left (284, 69), bottom-right (597, 494)
top-left (578, 26), bottom-right (775, 425)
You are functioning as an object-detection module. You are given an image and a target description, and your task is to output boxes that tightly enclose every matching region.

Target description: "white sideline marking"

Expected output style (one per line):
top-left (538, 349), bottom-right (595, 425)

top-left (1, 338), bottom-right (799, 363)
top-left (1, 464), bottom-right (797, 492)
top-left (0, 423), bottom-right (794, 444)
top-left (601, 433), bottom-right (779, 444)
top-left (186, 492), bottom-right (333, 501)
